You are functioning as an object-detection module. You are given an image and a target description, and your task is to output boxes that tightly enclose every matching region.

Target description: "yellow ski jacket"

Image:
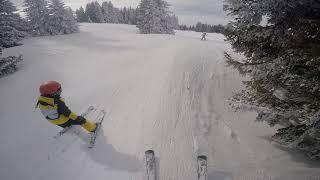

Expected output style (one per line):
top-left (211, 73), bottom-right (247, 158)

top-left (36, 95), bottom-right (83, 127)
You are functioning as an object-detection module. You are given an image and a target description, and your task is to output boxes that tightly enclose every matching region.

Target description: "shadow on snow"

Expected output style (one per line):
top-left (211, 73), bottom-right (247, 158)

top-left (80, 128), bottom-right (142, 172)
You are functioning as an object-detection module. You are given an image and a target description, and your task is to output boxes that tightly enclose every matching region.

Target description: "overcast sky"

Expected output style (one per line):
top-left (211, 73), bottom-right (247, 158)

top-left (11, 0), bottom-right (231, 25)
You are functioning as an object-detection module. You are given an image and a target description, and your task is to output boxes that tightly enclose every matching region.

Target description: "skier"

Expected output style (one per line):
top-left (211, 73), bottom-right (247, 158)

top-left (201, 32), bottom-right (207, 41)
top-left (36, 81), bottom-right (97, 133)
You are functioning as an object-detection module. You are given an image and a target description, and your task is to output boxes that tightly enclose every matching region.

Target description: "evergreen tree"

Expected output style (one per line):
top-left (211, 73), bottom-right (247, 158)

top-left (184, 22), bottom-right (226, 34)
top-left (128, 7), bottom-right (137, 25)
top-left (170, 15), bottom-right (179, 30)
top-left (137, 0), bottom-right (157, 34)
top-left (179, 25), bottom-right (188, 30)
top-left (224, 0), bottom-right (320, 159)
top-left (154, 0), bottom-right (174, 34)
top-left (137, 0), bottom-right (174, 34)
top-left (23, 0), bottom-right (50, 36)
top-left (47, 0), bottom-right (65, 35)
top-left (195, 22), bottom-right (202, 32)
top-left (0, 0), bottom-right (27, 48)
top-left (122, 7), bottom-right (129, 24)
top-left (63, 7), bottom-right (79, 33)
top-left (47, 0), bottom-right (78, 35)
top-left (0, 0), bottom-right (24, 78)
top-left (86, 2), bottom-right (104, 23)
top-left (80, 1), bottom-right (138, 25)
top-left (114, 7), bottom-right (123, 24)
top-left (101, 1), bottom-right (118, 23)
top-left (0, 48), bottom-right (22, 78)
top-left (75, 6), bottom-right (89, 22)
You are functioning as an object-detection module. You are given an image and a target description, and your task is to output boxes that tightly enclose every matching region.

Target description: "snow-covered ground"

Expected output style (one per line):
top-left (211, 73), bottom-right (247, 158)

top-left (1, 23), bottom-right (319, 180)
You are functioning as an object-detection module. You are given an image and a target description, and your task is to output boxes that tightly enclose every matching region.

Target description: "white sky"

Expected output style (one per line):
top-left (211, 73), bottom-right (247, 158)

top-left (11, 0), bottom-right (231, 25)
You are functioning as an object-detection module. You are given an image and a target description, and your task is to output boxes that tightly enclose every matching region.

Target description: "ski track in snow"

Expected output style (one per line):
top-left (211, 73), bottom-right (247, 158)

top-left (1, 24), bottom-right (320, 180)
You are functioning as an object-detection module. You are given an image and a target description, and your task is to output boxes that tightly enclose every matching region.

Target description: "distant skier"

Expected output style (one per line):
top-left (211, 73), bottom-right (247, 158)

top-left (36, 81), bottom-right (97, 133)
top-left (201, 32), bottom-right (207, 41)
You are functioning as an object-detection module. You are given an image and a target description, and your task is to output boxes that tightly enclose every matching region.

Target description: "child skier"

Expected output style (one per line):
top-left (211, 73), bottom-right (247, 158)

top-left (36, 81), bottom-right (97, 133)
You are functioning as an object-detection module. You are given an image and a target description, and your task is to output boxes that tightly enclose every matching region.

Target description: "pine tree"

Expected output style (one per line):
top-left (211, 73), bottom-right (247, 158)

top-left (101, 1), bottom-right (117, 23)
top-left (47, 0), bottom-right (65, 35)
top-left (137, 0), bottom-right (174, 34)
top-left (23, 0), bottom-right (50, 36)
top-left (86, 1), bottom-right (104, 23)
top-left (170, 15), bottom-right (179, 30)
top-left (224, 0), bottom-right (320, 159)
top-left (179, 25), bottom-right (187, 30)
top-left (154, 0), bottom-right (174, 34)
top-left (0, 0), bottom-right (27, 48)
top-left (0, 48), bottom-right (22, 78)
top-left (137, 0), bottom-right (157, 34)
top-left (128, 7), bottom-right (137, 25)
top-left (80, 1), bottom-right (138, 25)
top-left (122, 7), bottom-right (129, 24)
top-left (0, 0), bottom-right (24, 78)
top-left (195, 22), bottom-right (202, 32)
top-left (47, 0), bottom-right (78, 35)
top-left (114, 8), bottom-right (123, 24)
top-left (75, 6), bottom-right (89, 22)
top-left (63, 7), bottom-right (79, 34)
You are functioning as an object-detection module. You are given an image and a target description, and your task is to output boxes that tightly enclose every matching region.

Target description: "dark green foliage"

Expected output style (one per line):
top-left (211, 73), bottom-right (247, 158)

top-left (75, 6), bottom-right (89, 22)
top-left (0, 48), bottom-right (22, 78)
top-left (23, 0), bottom-right (50, 36)
top-left (136, 0), bottom-right (175, 34)
top-left (85, 2), bottom-right (104, 23)
top-left (179, 22), bottom-right (226, 34)
top-left (24, 0), bottom-right (78, 36)
top-left (0, 0), bottom-right (27, 48)
top-left (224, 0), bottom-right (320, 159)
top-left (121, 7), bottom-right (138, 25)
top-left (76, 1), bottom-right (138, 25)
top-left (47, 0), bottom-right (79, 35)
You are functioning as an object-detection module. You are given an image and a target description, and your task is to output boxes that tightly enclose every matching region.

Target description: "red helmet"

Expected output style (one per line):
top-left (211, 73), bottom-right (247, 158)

top-left (39, 81), bottom-right (62, 95)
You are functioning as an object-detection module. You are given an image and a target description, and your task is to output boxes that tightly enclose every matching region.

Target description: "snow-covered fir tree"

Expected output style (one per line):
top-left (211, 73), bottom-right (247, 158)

top-left (101, 1), bottom-right (118, 23)
top-left (122, 7), bottom-right (129, 24)
top-left (170, 15), bottom-right (179, 30)
top-left (63, 7), bottom-right (79, 33)
top-left (0, 48), bottom-right (22, 78)
top-left (121, 7), bottom-right (137, 24)
top-left (154, 0), bottom-right (175, 34)
top-left (137, 0), bottom-right (157, 34)
top-left (0, 0), bottom-right (27, 48)
top-left (76, 2), bottom-right (138, 25)
top-left (114, 8), bottom-right (123, 23)
top-left (85, 2), bottom-right (104, 23)
top-left (179, 23), bottom-right (226, 34)
top-left (0, 0), bottom-right (24, 78)
top-left (47, 0), bottom-right (79, 35)
top-left (23, 0), bottom-right (50, 36)
top-left (75, 6), bottom-right (89, 22)
top-left (118, 6), bottom-right (137, 25)
top-left (224, 0), bottom-right (320, 159)
top-left (127, 7), bottom-right (137, 25)
top-left (137, 0), bottom-right (175, 34)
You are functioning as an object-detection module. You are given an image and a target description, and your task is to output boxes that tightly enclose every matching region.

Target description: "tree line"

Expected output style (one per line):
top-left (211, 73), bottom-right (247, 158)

top-left (0, 0), bottom-right (78, 78)
top-left (179, 22), bottom-right (226, 34)
top-left (75, 0), bottom-right (179, 34)
top-left (24, 0), bottom-right (78, 36)
top-left (75, 1), bottom-right (138, 25)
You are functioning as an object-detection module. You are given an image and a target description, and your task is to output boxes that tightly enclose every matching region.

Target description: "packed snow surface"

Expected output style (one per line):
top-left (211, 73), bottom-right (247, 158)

top-left (1, 24), bottom-right (319, 180)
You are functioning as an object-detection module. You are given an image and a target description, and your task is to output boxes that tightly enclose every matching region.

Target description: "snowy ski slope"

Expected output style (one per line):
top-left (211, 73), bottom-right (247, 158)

top-left (0, 23), bottom-right (319, 180)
